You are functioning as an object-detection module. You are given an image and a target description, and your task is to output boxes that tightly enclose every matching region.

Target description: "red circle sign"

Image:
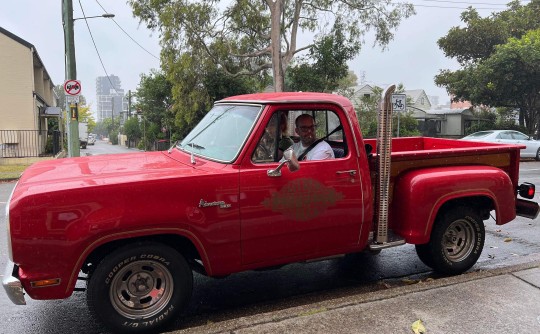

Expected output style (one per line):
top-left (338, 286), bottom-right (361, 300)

top-left (64, 80), bottom-right (82, 96)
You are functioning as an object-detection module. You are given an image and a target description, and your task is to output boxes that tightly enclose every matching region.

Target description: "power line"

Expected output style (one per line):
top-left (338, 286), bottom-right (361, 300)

top-left (77, 0), bottom-right (118, 94)
top-left (95, 0), bottom-right (159, 60)
top-left (411, 0), bottom-right (530, 10)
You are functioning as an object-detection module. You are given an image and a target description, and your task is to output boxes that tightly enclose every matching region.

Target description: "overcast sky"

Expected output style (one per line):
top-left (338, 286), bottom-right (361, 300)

top-left (1, 1), bottom-right (512, 113)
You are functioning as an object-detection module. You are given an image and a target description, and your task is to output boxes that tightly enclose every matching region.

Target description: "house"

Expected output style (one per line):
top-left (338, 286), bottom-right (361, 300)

top-left (350, 83), bottom-right (379, 107)
top-left (410, 108), bottom-right (480, 138)
top-left (404, 89), bottom-right (432, 111)
top-left (0, 26), bottom-right (59, 158)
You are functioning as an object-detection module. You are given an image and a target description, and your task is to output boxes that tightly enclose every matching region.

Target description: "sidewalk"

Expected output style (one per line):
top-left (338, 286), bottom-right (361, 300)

top-left (172, 255), bottom-right (540, 334)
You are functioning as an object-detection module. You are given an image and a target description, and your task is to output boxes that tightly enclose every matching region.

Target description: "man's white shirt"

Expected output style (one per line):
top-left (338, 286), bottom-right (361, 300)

top-left (292, 141), bottom-right (335, 160)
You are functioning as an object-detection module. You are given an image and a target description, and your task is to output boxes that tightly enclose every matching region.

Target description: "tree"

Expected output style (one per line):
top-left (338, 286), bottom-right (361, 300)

top-left (77, 105), bottom-right (96, 131)
top-left (129, 0), bottom-right (415, 92)
top-left (133, 70), bottom-right (174, 146)
top-left (435, 0), bottom-right (540, 135)
top-left (287, 21), bottom-right (359, 92)
top-left (123, 117), bottom-right (142, 148)
top-left (335, 71), bottom-right (359, 100)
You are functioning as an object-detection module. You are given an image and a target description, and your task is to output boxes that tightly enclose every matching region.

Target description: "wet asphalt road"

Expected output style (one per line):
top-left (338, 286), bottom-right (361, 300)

top-left (0, 143), bottom-right (539, 333)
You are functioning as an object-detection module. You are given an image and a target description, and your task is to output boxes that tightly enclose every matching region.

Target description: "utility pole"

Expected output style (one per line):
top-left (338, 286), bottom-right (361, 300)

top-left (62, 0), bottom-right (80, 157)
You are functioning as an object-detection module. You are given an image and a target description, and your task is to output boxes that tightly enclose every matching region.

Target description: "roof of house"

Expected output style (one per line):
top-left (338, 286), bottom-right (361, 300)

top-left (427, 108), bottom-right (471, 115)
top-left (404, 89), bottom-right (427, 102)
top-left (0, 26), bottom-right (34, 49)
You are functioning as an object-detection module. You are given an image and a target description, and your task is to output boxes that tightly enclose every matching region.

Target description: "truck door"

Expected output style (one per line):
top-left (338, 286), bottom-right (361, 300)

top-left (239, 105), bottom-right (368, 265)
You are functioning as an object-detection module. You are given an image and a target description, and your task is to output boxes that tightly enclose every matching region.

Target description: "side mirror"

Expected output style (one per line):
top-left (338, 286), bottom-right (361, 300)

top-left (268, 147), bottom-right (300, 177)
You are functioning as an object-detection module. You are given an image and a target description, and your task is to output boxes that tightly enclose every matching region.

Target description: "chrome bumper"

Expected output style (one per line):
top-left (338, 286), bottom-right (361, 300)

top-left (2, 259), bottom-right (26, 305)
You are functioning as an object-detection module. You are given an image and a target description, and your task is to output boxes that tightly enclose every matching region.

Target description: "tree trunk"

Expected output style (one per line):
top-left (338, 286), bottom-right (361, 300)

top-left (268, 0), bottom-right (284, 92)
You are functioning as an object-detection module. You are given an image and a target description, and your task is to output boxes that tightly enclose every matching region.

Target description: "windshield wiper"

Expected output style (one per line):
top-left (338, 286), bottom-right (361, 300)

top-left (167, 140), bottom-right (179, 154)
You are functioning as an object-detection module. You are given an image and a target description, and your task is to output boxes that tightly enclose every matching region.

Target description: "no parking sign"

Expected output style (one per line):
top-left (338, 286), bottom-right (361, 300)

top-left (64, 80), bottom-right (82, 96)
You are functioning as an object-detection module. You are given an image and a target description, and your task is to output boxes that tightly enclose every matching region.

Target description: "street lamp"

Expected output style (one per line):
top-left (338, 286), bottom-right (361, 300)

top-left (73, 13), bottom-right (115, 21)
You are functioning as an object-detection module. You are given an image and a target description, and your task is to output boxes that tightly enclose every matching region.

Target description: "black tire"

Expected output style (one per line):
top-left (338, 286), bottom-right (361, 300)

top-left (415, 206), bottom-right (485, 275)
top-left (535, 148), bottom-right (540, 161)
top-left (87, 242), bottom-right (193, 333)
top-left (415, 243), bottom-right (435, 269)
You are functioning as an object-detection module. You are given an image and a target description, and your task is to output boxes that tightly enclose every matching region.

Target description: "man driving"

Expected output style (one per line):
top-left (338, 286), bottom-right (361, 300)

top-left (291, 114), bottom-right (334, 160)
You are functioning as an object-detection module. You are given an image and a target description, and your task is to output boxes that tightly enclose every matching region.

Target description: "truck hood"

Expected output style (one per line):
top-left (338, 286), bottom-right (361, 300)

top-left (12, 151), bottom-right (208, 200)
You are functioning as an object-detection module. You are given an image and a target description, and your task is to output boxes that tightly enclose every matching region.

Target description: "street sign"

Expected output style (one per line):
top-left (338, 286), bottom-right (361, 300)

top-left (64, 80), bottom-right (82, 96)
top-left (391, 94), bottom-right (407, 112)
top-left (66, 95), bottom-right (80, 103)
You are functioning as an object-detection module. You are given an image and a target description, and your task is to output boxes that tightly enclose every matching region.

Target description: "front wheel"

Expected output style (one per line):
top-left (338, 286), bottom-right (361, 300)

top-left (535, 147), bottom-right (540, 161)
top-left (87, 242), bottom-right (193, 333)
top-left (415, 206), bottom-right (485, 275)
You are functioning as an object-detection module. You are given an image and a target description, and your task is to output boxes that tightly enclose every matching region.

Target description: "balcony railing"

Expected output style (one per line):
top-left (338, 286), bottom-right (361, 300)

top-left (0, 130), bottom-right (61, 158)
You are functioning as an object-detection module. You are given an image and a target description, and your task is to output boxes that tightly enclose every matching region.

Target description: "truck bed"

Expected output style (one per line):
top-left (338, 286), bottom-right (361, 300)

top-left (363, 136), bottom-right (523, 186)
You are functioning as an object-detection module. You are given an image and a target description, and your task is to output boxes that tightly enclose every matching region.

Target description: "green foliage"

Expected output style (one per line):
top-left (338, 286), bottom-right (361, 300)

top-left (287, 21), bottom-right (359, 92)
top-left (123, 117), bottom-right (142, 143)
top-left (335, 71), bottom-right (358, 100)
top-left (93, 117), bottom-right (121, 142)
top-left (129, 0), bottom-right (415, 90)
top-left (394, 112), bottom-right (420, 137)
top-left (464, 107), bottom-right (528, 135)
top-left (436, 1), bottom-right (540, 136)
top-left (110, 130), bottom-right (119, 145)
top-left (133, 70), bottom-right (175, 145)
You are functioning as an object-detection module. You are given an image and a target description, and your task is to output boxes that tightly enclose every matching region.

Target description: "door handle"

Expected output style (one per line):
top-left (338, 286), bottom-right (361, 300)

top-left (336, 170), bottom-right (357, 176)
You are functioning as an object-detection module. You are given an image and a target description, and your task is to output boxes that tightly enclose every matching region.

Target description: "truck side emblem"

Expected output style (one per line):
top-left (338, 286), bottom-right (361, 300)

top-left (198, 199), bottom-right (232, 209)
top-left (262, 178), bottom-right (343, 221)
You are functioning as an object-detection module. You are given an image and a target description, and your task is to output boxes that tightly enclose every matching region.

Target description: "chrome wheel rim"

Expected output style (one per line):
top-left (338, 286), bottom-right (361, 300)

top-left (109, 260), bottom-right (174, 319)
top-left (442, 219), bottom-right (475, 262)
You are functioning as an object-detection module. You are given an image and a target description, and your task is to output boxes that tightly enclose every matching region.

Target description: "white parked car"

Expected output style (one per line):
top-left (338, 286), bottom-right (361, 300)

top-left (88, 134), bottom-right (96, 145)
top-left (461, 130), bottom-right (540, 160)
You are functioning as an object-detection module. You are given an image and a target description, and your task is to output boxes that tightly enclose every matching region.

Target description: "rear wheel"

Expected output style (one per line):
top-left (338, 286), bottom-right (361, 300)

top-left (87, 242), bottom-right (193, 333)
top-left (415, 206), bottom-right (485, 275)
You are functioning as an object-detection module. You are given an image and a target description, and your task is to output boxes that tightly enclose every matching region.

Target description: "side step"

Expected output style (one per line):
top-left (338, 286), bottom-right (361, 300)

top-left (369, 230), bottom-right (406, 251)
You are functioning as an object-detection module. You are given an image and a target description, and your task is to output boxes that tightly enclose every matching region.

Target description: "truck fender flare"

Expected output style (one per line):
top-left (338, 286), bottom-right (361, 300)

top-left (391, 165), bottom-right (515, 244)
top-left (66, 227), bottom-right (212, 295)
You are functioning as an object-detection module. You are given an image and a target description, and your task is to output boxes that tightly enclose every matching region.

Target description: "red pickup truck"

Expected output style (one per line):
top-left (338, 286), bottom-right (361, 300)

top-left (3, 90), bottom-right (538, 333)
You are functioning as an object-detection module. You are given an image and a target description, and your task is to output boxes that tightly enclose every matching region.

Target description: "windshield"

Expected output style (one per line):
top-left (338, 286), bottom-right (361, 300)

top-left (179, 104), bottom-right (262, 162)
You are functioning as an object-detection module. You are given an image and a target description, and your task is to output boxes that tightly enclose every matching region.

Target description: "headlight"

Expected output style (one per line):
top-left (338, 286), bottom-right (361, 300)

top-left (5, 182), bottom-right (17, 261)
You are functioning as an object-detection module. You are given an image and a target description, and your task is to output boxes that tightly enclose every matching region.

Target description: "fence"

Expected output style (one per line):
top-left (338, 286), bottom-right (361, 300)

top-left (0, 130), bottom-right (60, 158)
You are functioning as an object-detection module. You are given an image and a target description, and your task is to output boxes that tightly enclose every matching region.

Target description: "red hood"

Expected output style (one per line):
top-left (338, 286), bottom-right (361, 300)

top-left (12, 151), bottom-right (206, 201)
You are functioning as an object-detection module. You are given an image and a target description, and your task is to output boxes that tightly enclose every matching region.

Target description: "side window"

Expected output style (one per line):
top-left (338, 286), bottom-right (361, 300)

top-left (499, 132), bottom-right (512, 140)
top-left (288, 109), bottom-right (347, 160)
top-left (511, 132), bottom-right (527, 140)
top-left (252, 111), bottom-right (294, 163)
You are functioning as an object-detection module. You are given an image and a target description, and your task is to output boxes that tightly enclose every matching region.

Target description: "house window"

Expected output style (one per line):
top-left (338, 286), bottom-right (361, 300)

top-left (363, 94), bottom-right (370, 98)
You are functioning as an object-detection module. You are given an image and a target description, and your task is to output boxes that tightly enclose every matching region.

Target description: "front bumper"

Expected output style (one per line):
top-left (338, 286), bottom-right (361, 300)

top-left (2, 259), bottom-right (26, 305)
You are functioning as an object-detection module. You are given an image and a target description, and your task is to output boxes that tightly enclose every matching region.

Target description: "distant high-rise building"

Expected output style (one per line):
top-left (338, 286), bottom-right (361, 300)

top-left (96, 75), bottom-right (126, 122)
